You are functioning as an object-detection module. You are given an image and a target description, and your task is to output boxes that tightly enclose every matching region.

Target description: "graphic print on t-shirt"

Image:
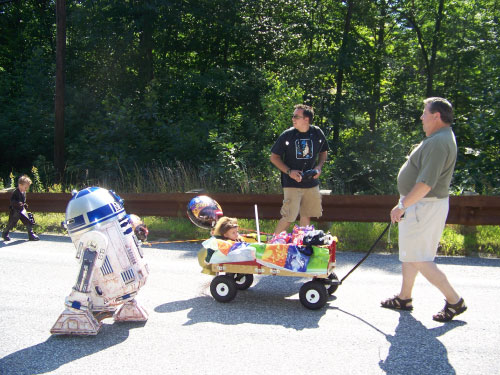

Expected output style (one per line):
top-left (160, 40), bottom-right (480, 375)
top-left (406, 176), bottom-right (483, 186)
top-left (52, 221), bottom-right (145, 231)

top-left (295, 138), bottom-right (313, 159)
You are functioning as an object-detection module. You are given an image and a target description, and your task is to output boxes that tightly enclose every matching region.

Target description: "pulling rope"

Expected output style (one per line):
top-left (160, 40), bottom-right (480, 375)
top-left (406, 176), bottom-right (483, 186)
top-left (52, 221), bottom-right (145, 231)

top-left (239, 227), bottom-right (274, 236)
top-left (143, 238), bottom-right (206, 246)
top-left (339, 222), bottom-right (392, 284)
top-left (143, 229), bottom-right (269, 246)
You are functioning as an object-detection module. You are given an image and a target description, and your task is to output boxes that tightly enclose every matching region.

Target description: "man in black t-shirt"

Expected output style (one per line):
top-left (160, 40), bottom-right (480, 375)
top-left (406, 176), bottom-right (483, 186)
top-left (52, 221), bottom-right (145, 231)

top-left (270, 104), bottom-right (328, 234)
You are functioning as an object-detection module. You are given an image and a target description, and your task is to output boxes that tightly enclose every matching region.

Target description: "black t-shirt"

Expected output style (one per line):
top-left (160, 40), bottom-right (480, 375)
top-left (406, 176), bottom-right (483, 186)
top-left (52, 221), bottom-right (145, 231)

top-left (271, 126), bottom-right (329, 188)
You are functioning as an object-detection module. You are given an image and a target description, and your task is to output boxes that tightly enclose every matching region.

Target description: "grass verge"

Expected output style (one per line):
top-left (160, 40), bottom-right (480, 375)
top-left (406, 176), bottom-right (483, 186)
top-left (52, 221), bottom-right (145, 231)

top-left (1, 213), bottom-right (498, 257)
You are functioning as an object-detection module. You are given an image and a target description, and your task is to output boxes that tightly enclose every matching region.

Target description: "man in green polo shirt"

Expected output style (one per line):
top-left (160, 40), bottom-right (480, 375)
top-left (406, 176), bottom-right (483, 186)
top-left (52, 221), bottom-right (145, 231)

top-left (381, 97), bottom-right (467, 322)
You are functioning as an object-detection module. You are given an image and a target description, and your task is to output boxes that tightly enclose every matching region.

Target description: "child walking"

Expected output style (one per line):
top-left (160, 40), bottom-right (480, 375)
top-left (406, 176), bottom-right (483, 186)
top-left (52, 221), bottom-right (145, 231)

top-left (2, 175), bottom-right (40, 241)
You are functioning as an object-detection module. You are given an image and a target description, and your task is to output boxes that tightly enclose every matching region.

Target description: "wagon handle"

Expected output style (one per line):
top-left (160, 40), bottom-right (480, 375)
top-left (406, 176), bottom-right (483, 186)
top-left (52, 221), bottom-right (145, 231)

top-left (339, 222), bottom-right (392, 285)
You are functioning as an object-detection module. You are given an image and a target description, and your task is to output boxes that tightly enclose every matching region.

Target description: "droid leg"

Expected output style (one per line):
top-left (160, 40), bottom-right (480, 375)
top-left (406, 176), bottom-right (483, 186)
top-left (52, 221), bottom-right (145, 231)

top-left (51, 249), bottom-right (102, 335)
top-left (114, 298), bottom-right (149, 322)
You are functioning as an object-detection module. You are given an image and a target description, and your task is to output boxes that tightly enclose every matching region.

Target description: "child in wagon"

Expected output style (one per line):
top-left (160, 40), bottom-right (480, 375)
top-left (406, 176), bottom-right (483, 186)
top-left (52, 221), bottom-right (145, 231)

top-left (212, 216), bottom-right (241, 242)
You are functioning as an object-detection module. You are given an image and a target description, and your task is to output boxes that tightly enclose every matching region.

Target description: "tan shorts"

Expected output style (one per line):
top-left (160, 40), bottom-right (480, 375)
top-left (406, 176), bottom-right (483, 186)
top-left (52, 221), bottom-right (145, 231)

top-left (280, 186), bottom-right (323, 222)
top-left (398, 197), bottom-right (449, 262)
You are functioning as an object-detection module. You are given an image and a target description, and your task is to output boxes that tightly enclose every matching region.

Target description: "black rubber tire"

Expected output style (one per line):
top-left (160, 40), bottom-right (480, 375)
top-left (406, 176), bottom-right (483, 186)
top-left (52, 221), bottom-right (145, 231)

top-left (210, 275), bottom-right (237, 302)
top-left (228, 273), bottom-right (254, 290)
top-left (299, 280), bottom-right (328, 310)
top-left (327, 272), bottom-right (340, 295)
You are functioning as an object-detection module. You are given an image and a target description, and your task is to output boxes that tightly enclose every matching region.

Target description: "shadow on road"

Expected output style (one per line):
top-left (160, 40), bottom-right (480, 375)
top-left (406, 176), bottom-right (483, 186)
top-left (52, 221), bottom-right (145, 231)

top-left (379, 312), bottom-right (466, 374)
top-left (331, 306), bottom-right (466, 375)
top-left (0, 233), bottom-right (71, 247)
top-left (155, 276), bottom-right (332, 330)
top-left (0, 321), bottom-right (145, 375)
top-left (0, 239), bottom-right (26, 247)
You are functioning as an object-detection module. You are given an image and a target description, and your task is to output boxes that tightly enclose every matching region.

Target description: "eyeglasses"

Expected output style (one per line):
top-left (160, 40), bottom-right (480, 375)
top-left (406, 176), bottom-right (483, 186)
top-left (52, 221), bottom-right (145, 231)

top-left (292, 115), bottom-right (306, 119)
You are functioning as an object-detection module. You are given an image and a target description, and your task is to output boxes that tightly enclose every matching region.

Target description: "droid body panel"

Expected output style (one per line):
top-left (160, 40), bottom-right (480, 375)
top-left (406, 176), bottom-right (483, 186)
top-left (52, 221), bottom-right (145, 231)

top-left (51, 187), bottom-right (149, 335)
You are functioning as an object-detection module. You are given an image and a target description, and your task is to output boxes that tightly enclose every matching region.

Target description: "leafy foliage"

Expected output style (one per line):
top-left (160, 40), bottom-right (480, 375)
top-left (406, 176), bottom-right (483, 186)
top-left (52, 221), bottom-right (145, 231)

top-left (0, 0), bottom-right (498, 195)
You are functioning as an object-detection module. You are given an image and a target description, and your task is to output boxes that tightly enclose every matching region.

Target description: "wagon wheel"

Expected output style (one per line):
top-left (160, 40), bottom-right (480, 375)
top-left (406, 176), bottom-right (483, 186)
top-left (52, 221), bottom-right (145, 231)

top-left (210, 275), bottom-right (237, 303)
top-left (327, 272), bottom-right (340, 295)
top-left (228, 273), bottom-right (254, 290)
top-left (299, 280), bottom-right (328, 310)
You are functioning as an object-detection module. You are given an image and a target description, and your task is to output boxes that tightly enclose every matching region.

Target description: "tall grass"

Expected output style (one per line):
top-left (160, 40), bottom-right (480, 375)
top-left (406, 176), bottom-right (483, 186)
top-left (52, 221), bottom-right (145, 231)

top-left (92, 161), bottom-right (281, 194)
top-left (115, 161), bottom-right (211, 193)
top-left (7, 160), bottom-right (282, 194)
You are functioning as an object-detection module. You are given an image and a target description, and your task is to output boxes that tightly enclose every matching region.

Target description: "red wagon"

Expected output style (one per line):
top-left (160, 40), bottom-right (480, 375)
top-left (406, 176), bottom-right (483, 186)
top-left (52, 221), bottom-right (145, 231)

top-left (200, 239), bottom-right (340, 310)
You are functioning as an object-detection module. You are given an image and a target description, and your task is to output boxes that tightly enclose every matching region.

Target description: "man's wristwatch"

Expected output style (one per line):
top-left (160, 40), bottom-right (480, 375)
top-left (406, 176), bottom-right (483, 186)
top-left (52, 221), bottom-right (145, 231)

top-left (397, 200), bottom-right (406, 211)
top-left (286, 168), bottom-right (291, 175)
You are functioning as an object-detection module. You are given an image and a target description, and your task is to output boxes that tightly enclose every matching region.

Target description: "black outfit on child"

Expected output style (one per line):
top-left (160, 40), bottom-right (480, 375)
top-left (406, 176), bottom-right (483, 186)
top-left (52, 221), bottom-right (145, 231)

top-left (2, 188), bottom-right (39, 241)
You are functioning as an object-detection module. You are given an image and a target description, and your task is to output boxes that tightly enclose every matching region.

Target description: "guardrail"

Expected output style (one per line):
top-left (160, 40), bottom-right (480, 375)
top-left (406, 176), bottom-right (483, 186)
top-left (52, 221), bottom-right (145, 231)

top-left (1, 192), bottom-right (499, 225)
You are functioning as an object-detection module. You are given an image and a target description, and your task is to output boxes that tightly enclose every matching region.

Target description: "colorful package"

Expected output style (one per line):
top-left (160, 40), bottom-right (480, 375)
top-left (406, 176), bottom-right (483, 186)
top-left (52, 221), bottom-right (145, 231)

top-left (283, 245), bottom-right (310, 272)
top-left (305, 246), bottom-right (330, 274)
top-left (202, 237), bottom-right (256, 264)
top-left (258, 243), bottom-right (289, 267)
top-left (253, 243), bottom-right (330, 274)
top-left (268, 231), bottom-right (291, 244)
top-left (290, 225), bottom-right (315, 246)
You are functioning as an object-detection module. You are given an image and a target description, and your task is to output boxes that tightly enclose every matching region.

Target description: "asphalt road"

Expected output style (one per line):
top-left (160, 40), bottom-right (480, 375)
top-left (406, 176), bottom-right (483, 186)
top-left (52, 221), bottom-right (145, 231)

top-left (1, 232), bottom-right (499, 375)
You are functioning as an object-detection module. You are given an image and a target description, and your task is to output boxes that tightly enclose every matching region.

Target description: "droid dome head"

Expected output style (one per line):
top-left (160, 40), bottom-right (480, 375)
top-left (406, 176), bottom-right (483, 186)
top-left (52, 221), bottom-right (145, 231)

top-left (65, 187), bottom-right (125, 237)
top-left (187, 195), bottom-right (223, 230)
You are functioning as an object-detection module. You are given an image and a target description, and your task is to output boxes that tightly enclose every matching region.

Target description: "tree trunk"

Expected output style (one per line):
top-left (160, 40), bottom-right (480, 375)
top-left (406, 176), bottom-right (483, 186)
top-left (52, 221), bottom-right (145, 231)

top-left (54, 0), bottom-right (66, 179)
top-left (332, 0), bottom-right (353, 154)
top-left (427, 0), bottom-right (445, 97)
top-left (138, 1), bottom-right (155, 85)
top-left (402, 0), bottom-right (445, 97)
top-left (368, 0), bottom-right (386, 132)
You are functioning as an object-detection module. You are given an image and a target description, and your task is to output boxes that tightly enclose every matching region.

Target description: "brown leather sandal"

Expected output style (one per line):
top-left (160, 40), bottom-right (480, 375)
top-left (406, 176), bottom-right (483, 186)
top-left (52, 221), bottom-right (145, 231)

top-left (381, 295), bottom-right (413, 311)
top-left (433, 298), bottom-right (467, 322)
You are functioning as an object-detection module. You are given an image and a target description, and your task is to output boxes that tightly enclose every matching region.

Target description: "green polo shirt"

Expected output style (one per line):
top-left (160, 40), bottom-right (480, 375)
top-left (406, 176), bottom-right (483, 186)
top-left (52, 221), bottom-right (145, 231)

top-left (397, 127), bottom-right (457, 198)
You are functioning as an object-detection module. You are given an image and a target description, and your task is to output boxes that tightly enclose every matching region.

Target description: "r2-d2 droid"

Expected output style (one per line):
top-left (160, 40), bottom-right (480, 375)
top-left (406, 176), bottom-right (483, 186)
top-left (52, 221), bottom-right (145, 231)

top-left (51, 187), bottom-right (150, 335)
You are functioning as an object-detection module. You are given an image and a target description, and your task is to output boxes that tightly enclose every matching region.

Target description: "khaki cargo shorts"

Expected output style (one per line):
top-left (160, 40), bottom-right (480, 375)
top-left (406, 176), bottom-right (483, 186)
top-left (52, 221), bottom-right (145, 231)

top-left (399, 197), bottom-right (449, 262)
top-left (280, 186), bottom-right (323, 222)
